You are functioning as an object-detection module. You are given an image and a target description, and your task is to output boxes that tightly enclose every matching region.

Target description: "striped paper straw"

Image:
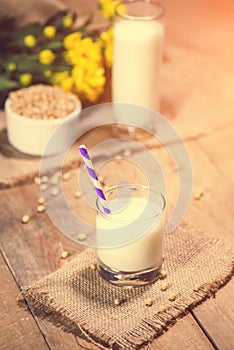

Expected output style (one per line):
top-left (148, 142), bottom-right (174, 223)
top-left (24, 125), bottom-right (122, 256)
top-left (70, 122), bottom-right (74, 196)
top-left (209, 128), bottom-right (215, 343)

top-left (79, 144), bottom-right (110, 214)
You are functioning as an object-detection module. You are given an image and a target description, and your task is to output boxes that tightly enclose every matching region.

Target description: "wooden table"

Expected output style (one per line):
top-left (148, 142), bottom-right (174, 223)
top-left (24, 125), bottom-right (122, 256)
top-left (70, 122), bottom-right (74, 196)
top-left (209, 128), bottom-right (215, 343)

top-left (1, 0), bottom-right (234, 349)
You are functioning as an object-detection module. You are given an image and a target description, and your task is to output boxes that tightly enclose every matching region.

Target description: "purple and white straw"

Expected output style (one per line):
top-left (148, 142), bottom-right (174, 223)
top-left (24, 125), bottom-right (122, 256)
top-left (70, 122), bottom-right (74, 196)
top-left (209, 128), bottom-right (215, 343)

top-left (79, 144), bottom-right (110, 214)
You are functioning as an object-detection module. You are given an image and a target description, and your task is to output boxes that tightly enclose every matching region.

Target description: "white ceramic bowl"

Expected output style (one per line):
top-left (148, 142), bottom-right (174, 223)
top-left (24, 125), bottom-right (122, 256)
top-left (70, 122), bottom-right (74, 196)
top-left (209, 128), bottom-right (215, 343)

top-left (5, 97), bottom-right (81, 156)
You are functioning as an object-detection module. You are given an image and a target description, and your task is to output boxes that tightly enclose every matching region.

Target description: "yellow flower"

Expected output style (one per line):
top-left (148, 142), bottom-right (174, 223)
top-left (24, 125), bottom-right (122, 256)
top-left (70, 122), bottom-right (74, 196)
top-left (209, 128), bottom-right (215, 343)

top-left (7, 62), bottom-right (17, 72)
top-left (72, 66), bottom-right (84, 89)
top-left (63, 32), bottom-right (82, 50)
top-left (39, 49), bottom-right (55, 65)
top-left (82, 38), bottom-right (102, 61)
top-left (44, 70), bottom-right (52, 78)
top-left (64, 36), bottom-right (102, 67)
top-left (43, 26), bottom-right (56, 39)
top-left (72, 61), bottom-right (106, 102)
top-left (62, 15), bottom-right (73, 28)
top-left (51, 71), bottom-right (74, 93)
top-left (51, 71), bottom-right (70, 84)
top-left (61, 76), bottom-right (74, 91)
top-left (99, 0), bottom-right (123, 20)
top-left (116, 2), bottom-right (126, 16)
top-left (53, 32), bottom-right (106, 102)
top-left (23, 34), bottom-right (37, 48)
top-left (100, 27), bottom-right (113, 67)
top-left (19, 73), bottom-right (32, 86)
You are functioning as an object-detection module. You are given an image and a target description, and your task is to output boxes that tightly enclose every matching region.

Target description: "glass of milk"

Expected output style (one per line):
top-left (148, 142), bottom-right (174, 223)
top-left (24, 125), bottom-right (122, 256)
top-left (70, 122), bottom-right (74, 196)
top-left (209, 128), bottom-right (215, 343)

top-left (112, 1), bottom-right (165, 133)
top-left (96, 184), bottom-right (166, 287)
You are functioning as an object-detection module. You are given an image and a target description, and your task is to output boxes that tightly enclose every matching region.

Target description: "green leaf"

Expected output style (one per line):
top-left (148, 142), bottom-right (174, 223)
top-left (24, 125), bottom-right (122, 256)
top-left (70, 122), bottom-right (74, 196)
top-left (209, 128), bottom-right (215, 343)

top-left (0, 77), bottom-right (20, 91)
top-left (44, 41), bottom-right (64, 50)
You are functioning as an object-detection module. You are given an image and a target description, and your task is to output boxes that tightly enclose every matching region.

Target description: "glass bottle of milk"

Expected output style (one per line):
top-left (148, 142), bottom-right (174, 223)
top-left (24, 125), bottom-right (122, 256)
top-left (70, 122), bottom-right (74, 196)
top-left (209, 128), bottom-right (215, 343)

top-left (112, 1), bottom-right (165, 129)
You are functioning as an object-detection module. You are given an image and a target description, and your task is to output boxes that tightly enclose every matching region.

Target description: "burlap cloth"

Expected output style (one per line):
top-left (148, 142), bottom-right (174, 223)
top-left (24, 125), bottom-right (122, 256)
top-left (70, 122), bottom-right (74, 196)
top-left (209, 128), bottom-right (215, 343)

top-left (22, 222), bottom-right (233, 350)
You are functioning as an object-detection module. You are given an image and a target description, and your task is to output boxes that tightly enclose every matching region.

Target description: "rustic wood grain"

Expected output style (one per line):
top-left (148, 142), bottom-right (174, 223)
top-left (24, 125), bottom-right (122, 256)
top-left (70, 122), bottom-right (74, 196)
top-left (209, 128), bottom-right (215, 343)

top-left (0, 185), bottom-right (84, 350)
top-left (0, 182), bottom-right (216, 350)
top-left (151, 315), bottom-right (215, 350)
top-left (183, 127), bottom-right (234, 350)
top-left (0, 251), bottom-right (49, 350)
top-left (1, 0), bottom-right (234, 348)
top-left (1, 17), bottom-right (234, 189)
top-left (196, 124), bottom-right (234, 187)
top-left (185, 135), bottom-right (234, 244)
top-left (0, 120), bottom-right (233, 350)
top-left (191, 279), bottom-right (234, 350)
top-left (160, 46), bottom-right (234, 140)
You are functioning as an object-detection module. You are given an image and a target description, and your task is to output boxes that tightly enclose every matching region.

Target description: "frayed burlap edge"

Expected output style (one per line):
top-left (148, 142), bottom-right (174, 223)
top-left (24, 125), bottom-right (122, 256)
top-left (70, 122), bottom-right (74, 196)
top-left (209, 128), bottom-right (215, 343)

top-left (21, 257), bottom-right (234, 350)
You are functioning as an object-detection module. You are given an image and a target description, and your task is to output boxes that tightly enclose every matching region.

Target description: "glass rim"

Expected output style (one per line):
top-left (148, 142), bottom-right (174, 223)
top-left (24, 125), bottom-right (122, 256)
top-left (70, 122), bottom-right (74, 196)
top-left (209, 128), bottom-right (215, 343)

top-left (115, 0), bottom-right (165, 22)
top-left (96, 184), bottom-right (166, 222)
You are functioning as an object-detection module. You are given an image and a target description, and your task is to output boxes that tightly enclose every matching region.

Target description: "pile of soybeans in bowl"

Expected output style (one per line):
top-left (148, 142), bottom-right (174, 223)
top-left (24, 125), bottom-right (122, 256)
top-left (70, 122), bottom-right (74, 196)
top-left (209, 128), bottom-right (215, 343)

top-left (5, 84), bottom-right (81, 156)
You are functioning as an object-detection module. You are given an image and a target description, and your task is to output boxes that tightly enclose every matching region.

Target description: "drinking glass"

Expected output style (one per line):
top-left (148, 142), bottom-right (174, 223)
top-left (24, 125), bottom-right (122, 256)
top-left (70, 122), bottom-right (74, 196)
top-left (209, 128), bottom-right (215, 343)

top-left (96, 184), bottom-right (166, 287)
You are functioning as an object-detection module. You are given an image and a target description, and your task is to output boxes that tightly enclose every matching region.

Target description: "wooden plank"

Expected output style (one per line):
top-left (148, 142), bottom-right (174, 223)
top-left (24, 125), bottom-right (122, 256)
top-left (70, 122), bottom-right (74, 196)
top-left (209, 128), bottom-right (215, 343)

top-left (0, 1), bottom-right (233, 349)
top-left (192, 279), bottom-right (234, 350)
top-left (0, 184), bottom-right (85, 350)
top-left (0, 251), bottom-right (49, 350)
top-left (181, 127), bottom-right (234, 350)
top-left (75, 134), bottom-right (234, 349)
top-left (160, 0), bottom-right (234, 140)
top-left (1, 118), bottom-right (233, 350)
top-left (1, 40), bottom-right (234, 188)
top-left (151, 315), bottom-right (215, 350)
top-left (184, 137), bottom-right (234, 243)
top-left (160, 46), bottom-right (234, 141)
top-left (1, 0), bottom-right (234, 183)
top-left (0, 183), bottom-right (215, 350)
top-left (196, 124), bottom-right (234, 187)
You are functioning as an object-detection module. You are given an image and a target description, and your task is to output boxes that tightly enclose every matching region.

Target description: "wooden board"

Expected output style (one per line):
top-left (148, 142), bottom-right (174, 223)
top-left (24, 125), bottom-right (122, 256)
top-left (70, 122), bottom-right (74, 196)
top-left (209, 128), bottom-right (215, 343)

top-left (154, 315), bottom-right (215, 350)
top-left (0, 182), bottom-right (216, 350)
top-left (0, 117), bottom-right (233, 350)
top-left (0, 184), bottom-right (83, 350)
top-left (181, 127), bottom-right (234, 350)
top-left (192, 279), bottom-right (234, 350)
top-left (0, 252), bottom-right (49, 350)
top-left (185, 132), bottom-right (234, 243)
top-left (1, 0), bottom-right (234, 348)
top-left (1, 28), bottom-right (234, 189)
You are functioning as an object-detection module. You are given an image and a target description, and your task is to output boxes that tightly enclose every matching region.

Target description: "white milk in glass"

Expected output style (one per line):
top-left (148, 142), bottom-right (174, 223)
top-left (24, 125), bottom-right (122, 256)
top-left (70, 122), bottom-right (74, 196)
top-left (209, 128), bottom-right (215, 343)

top-left (112, 19), bottom-right (164, 113)
top-left (96, 197), bottom-right (164, 272)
